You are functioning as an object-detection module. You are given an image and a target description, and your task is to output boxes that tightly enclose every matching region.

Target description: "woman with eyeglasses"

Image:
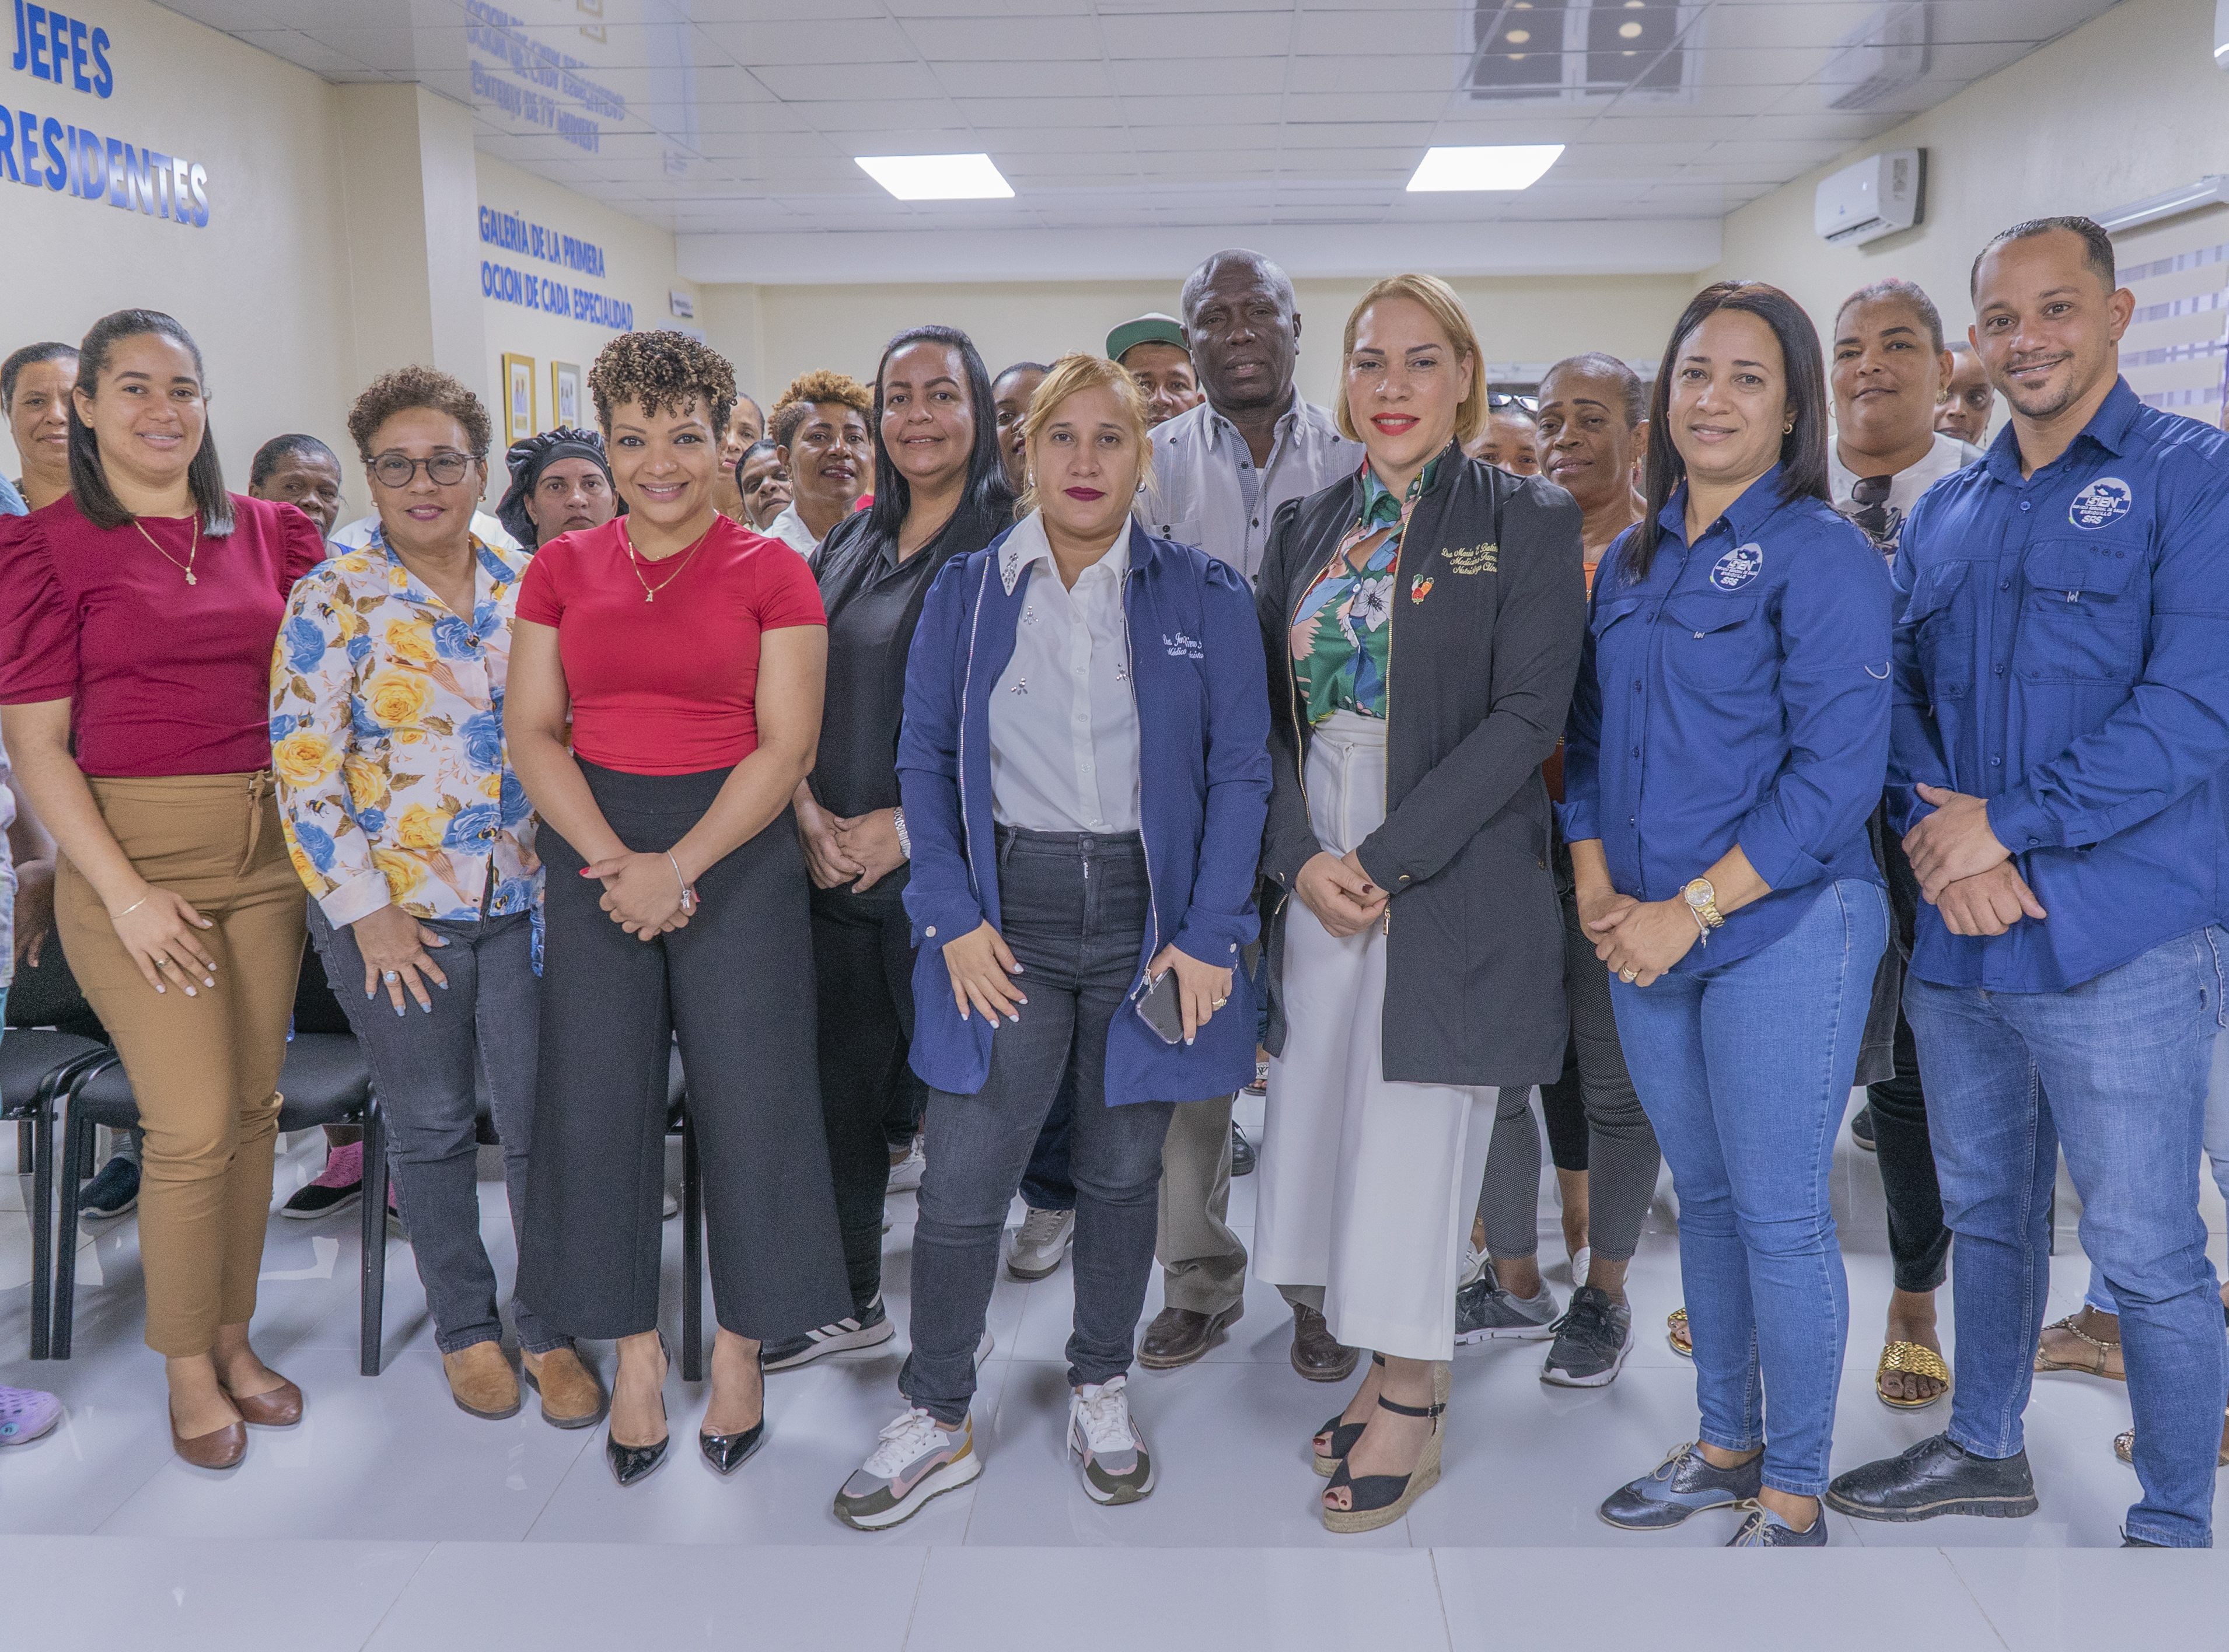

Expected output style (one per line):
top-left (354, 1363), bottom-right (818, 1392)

top-left (1571, 282), bottom-right (1892, 1546)
top-left (272, 368), bottom-right (606, 1430)
top-left (0, 310), bottom-right (324, 1468)
top-left (1465, 394), bottom-right (1541, 476)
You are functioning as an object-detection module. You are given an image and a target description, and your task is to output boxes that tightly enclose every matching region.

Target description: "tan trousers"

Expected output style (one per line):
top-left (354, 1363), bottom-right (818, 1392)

top-left (56, 772), bottom-right (306, 1357)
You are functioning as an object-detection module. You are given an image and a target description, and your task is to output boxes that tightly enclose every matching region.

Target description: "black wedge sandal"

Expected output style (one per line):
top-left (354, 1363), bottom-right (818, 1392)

top-left (1321, 1362), bottom-right (1449, 1532)
top-left (1311, 1353), bottom-right (1386, 1477)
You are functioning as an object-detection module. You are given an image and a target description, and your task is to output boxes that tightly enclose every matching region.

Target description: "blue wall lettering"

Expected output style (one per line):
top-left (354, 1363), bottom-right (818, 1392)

top-left (8, 7), bottom-right (211, 222)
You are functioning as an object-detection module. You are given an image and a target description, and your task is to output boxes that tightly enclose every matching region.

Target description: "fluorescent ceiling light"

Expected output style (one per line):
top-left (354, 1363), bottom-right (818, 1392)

top-left (855, 153), bottom-right (1014, 200)
top-left (1406, 145), bottom-right (1564, 192)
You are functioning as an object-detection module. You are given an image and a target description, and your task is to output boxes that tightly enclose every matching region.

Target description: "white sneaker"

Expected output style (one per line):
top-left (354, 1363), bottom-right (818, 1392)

top-left (1570, 1246), bottom-right (1592, 1290)
top-left (887, 1136), bottom-right (926, 1195)
top-left (834, 1408), bottom-right (981, 1531)
top-left (1004, 1206), bottom-right (1075, 1280)
top-left (1068, 1374), bottom-right (1155, 1504)
top-left (1459, 1244), bottom-right (1489, 1288)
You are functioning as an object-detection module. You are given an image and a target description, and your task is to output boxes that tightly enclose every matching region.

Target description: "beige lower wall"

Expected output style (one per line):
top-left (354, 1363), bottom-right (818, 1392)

top-left (1707, 0), bottom-right (2229, 361)
top-left (702, 273), bottom-right (1702, 414)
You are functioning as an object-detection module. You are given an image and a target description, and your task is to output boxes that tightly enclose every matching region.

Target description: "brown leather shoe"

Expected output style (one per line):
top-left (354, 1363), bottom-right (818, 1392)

top-left (521, 1346), bottom-right (607, 1430)
top-left (171, 1411), bottom-right (247, 1469)
top-left (221, 1374), bottom-right (303, 1428)
top-left (443, 1342), bottom-right (522, 1420)
top-left (1290, 1304), bottom-right (1359, 1383)
top-left (1138, 1303), bottom-right (1242, 1369)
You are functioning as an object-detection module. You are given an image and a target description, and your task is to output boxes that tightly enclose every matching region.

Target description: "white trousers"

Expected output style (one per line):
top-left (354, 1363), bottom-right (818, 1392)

top-left (1253, 712), bottom-right (1497, 1361)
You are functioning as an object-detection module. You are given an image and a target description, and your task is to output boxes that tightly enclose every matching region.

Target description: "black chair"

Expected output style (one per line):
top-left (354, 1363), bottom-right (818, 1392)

top-left (2, 942), bottom-right (112, 1359)
top-left (50, 936), bottom-right (392, 1371)
top-left (668, 1044), bottom-right (707, 1382)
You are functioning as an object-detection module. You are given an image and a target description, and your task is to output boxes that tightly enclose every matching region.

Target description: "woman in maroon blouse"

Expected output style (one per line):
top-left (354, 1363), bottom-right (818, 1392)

top-left (0, 311), bottom-right (323, 1470)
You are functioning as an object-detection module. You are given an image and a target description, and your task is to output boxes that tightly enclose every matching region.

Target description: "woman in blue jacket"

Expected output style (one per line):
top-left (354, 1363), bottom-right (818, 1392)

top-left (831, 355), bottom-right (1270, 1529)
top-left (1567, 281), bottom-right (1893, 1548)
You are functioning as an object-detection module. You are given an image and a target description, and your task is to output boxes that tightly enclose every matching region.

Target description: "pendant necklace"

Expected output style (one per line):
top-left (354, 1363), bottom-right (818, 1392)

top-left (131, 514), bottom-right (200, 586)
top-left (620, 518), bottom-right (714, 601)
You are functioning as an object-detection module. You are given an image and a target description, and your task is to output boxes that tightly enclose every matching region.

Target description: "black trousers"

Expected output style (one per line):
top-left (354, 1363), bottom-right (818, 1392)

top-left (1865, 838), bottom-right (1951, 1296)
top-left (519, 763), bottom-right (850, 1343)
top-left (810, 869), bottom-right (923, 1309)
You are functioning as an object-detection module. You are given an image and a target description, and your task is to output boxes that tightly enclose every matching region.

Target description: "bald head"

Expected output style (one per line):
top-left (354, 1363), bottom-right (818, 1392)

top-left (1180, 249), bottom-right (1302, 418)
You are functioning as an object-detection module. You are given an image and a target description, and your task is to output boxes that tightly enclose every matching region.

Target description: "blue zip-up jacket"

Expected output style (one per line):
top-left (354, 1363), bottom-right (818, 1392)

top-left (1889, 377), bottom-right (2229, 992)
top-left (897, 519), bottom-right (1271, 1105)
top-left (1564, 468), bottom-right (1894, 970)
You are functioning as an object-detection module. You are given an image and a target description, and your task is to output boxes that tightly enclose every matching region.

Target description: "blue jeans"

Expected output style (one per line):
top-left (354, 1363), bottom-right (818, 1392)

top-left (2085, 1026), bottom-right (2229, 1315)
top-left (1612, 879), bottom-right (1887, 1499)
top-left (1905, 927), bottom-right (2229, 1548)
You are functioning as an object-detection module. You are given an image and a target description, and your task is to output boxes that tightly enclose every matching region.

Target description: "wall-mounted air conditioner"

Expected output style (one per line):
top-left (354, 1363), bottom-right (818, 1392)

top-left (1815, 149), bottom-right (1926, 247)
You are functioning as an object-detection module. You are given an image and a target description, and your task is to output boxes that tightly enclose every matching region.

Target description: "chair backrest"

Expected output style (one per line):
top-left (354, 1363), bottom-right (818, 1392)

top-left (7, 938), bottom-right (107, 1042)
top-left (292, 928), bottom-right (355, 1036)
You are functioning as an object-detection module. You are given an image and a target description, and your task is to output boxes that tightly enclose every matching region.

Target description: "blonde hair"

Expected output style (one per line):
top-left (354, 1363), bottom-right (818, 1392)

top-left (1016, 353), bottom-right (1155, 520)
top-left (1336, 273), bottom-right (1486, 446)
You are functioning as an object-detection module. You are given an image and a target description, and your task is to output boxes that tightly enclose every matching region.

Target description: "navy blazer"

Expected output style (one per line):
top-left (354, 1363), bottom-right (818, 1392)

top-left (897, 519), bottom-right (1271, 1107)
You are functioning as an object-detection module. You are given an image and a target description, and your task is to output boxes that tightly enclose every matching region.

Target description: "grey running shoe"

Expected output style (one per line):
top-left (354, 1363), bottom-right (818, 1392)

top-left (1727, 1501), bottom-right (1830, 1546)
top-left (1600, 1441), bottom-right (1763, 1530)
top-left (1542, 1286), bottom-right (1634, 1387)
top-left (761, 1296), bottom-right (897, 1371)
top-left (1455, 1266), bottom-right (1559, 1344)
top-left (1068, 1374), bottom-right (1155, 1505)
top-left (1004, 1206), bottom-right (1075, 1281)
top-left (834, 1408), bottom-right (981, 1531)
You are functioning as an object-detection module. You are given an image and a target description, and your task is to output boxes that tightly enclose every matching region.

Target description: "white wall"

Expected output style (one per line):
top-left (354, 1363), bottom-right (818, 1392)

top-left (1706, 0), bottom-right (2229, 359)
top-left (0, 0), bottom-right (357, 504)
top-left (701, 272), bottom-right (1699, 414)
top-left (473, 153), bottom-right (703, 440)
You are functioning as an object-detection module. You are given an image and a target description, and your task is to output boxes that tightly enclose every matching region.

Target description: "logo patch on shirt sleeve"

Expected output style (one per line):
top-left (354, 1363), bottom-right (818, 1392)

top-left (1709, 542), bottom-right (1764, 590)
top-left (2069, 477), bottom-right (2133, 530)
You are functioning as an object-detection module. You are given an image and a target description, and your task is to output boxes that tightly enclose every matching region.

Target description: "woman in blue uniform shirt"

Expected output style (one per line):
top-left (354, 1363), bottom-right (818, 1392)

top-left (1564, 281), bottom-right (1893, 1548)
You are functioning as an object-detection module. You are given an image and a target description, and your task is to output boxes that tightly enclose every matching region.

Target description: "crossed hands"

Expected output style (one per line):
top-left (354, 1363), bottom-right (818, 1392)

top-left (800, 804), bottom-right (907, 893)
top-left (1903, 783), bottom-right (2048, 937)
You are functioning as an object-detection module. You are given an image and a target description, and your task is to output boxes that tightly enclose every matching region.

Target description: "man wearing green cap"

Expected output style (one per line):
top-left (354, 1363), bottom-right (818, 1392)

top-left (1107, 313), bottom-right (1205, 428)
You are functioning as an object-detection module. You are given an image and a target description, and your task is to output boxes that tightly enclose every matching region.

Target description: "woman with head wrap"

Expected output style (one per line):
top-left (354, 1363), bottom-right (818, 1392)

top-left (496, 427), bottom-right (619, 551)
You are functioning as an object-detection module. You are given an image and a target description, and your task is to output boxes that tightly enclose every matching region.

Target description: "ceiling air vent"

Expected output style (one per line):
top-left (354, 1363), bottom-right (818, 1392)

top-left (1467, 1), bottom-right (1695, 104)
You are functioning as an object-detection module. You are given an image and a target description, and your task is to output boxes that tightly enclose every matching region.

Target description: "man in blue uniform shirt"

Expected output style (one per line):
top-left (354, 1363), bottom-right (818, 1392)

top-left (1828, 217), bottom-right (2229, 1549)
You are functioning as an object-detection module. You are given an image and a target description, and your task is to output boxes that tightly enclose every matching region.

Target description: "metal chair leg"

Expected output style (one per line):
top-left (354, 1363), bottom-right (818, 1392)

top-left (682, 1109), bottom-right (703, 1384)
top-left (26, 1102), bottom-right (51, 1362)
top-left (47, 1065), bottom-right (110, 1362)
top-left (360, 1097), bottom-right (387, 1377)
top-left (16, 1118), bottom-right (30, 1174)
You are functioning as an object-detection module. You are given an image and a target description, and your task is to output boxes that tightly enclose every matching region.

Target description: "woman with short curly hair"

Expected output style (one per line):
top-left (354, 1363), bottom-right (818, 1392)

top-left (509, 329), bottom-right (850, 1486)
top-left (271, 365), bottom-right (607, 1432)
top-left (766, 368), bottom-right (872, 561)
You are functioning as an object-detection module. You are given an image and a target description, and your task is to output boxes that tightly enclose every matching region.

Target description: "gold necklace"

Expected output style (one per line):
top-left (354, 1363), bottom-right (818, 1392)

top-left (619, 518), bottom-right (714, 602)
top-left (130, 514), bottom-right (200, 585)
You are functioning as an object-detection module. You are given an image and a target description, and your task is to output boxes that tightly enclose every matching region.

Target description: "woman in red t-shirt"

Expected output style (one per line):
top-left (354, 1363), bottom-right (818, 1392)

top-left (509, 330), bottom-right (848, 1487)
top-left (0, 310), bottom-right (323, 1470)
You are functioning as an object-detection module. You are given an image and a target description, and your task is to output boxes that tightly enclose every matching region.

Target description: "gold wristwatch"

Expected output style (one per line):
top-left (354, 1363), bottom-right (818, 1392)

top-left (1682, 877), bottom-right (1726, 930)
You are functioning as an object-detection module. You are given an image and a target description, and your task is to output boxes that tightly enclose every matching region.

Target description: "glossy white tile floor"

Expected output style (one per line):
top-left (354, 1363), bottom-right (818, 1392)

top-left (1, 1091), bottom-right (2222, 1650)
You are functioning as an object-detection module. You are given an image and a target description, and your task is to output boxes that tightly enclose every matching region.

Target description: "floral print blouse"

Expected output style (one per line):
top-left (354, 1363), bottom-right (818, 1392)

top-left (271, 531), bottom-right (541, 926)
top-left (1288, 458), bottom-right (1437, 724)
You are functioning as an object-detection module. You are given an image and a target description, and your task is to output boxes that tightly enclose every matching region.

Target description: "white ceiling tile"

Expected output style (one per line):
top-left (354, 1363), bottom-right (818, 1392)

top-left (1109, 55), bottom-right (1288, 97)
top-left (753, 60), bottom-right (951, 102)
top-left (931, 58), bottom-right (1119, 99)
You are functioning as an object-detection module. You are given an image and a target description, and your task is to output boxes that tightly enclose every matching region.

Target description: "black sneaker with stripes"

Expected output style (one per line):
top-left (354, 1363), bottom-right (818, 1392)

top-left (761, 1295), bottom-right (897, 1371)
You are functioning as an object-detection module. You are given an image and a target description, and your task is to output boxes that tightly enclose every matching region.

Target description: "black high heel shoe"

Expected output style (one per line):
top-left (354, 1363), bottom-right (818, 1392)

top-left (1312, 1353), bottom-right (1385, 1477)
top-left (1322, 1361), bottom-right (1449, 1533)
top-left (699, 1338), bottom-right (768, 1475)
top-left (606, 1335), bottom-right (671, 1488)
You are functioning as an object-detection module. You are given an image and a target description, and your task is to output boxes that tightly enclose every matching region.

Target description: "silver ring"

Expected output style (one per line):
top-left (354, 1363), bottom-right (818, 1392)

top-left (382, 970), bottom-right (400, 984)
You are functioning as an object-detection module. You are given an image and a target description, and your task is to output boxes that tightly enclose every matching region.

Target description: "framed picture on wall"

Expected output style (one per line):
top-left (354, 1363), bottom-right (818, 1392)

top-left (502, 354), bottom-right (536, 443)
top-left (551, 360), bottom-right (582, 430)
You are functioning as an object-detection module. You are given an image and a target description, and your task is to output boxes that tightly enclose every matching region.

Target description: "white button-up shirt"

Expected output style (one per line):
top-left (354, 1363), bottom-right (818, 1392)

top-left (1139, 388), bottom-right (1364, 585)
top-left (987, 512), bottom-right (1141, 834)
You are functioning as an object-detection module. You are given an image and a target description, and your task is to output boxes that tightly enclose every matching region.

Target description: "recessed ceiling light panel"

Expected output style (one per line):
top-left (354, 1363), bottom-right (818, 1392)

top-left (1406, 144), bottom-right (1566, 192)
top-left (855, 153), bottom-right (1015, 200)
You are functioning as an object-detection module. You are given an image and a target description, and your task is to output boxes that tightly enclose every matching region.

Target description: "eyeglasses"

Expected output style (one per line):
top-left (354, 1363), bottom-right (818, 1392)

top-left (1487, 393), bottom-right (1539, 412)
top-left (370, 452), bottom-right (475, 489)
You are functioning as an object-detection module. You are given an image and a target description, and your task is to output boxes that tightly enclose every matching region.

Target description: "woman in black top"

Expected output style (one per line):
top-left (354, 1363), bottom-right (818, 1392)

top-left (774, 326), bottom-right (1015, 1369)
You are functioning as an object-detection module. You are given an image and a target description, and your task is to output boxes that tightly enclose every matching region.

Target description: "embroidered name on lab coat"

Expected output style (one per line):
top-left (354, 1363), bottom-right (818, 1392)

top-left (1444, 541), bottom-right (1498, 575)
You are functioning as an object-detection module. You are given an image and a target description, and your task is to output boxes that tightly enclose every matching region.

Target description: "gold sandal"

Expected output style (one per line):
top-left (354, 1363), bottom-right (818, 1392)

top-left (1875, 1340), bottom-right (1951, 1409)
top-left (2115, 1411), bottom-right (2229, 1468)
top-left (2034, 1314), bottom-right (2124, 1380)
top-left (1666, 1307), bottom-right (1692, 1359)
